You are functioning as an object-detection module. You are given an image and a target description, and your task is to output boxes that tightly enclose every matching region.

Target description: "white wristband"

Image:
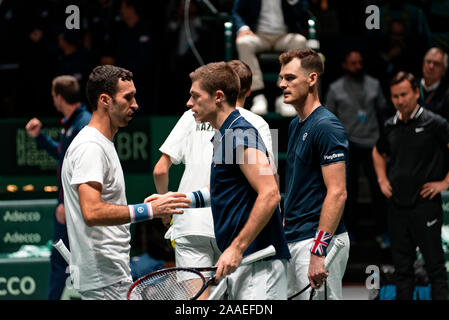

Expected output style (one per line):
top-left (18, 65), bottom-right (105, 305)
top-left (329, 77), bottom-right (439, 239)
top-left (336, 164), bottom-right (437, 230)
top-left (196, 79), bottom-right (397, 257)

top-left (186, 187), bottom-right (211, 208)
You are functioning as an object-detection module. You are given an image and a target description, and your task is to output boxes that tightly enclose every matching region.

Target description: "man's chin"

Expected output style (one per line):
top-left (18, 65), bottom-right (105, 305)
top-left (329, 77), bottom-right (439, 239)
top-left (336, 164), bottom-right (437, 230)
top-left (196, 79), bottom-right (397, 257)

top-left (120, 119), bottom-right (133, 127)
top-left (193, 114), bottom-right (204, 122)
top-left (283, 97), bottom-right (293, 105)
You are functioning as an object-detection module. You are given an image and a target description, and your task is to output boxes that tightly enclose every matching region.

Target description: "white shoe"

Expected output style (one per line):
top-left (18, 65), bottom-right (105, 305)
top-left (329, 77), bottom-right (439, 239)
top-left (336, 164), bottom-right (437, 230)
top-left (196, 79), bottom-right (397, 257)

top-left (275, 95), bottom-right (297, 117)
top-left (250, 94), bottom-right (268, 115)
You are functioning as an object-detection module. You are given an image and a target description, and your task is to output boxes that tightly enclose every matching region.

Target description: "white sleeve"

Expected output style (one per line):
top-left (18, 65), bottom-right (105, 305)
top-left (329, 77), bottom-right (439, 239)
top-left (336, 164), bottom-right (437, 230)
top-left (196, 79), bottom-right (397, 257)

top-left (255, 120), bottom-right (273, 156)
top-left (238, 108), bottom-right (273, 155)
top-left (70, 142), bottom-right (107, 187)
top-left (159, 111), bottom-right (195, 164)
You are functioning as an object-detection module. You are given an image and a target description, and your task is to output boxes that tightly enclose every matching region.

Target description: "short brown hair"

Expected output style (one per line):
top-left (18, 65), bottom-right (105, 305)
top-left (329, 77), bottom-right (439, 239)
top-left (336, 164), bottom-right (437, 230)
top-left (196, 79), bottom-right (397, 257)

top-left (189, 62), bottom-right (240, 107)
top-left (390, 71), bottom-right (418, 91)
top-left (227, 60), bottom-right (252, 100)
top-left (279, 48), bottom-right (324, 78)
top-left (86, 65), bottom-right (133, 110)
top-left (52, 75), bottom-right (81, 104)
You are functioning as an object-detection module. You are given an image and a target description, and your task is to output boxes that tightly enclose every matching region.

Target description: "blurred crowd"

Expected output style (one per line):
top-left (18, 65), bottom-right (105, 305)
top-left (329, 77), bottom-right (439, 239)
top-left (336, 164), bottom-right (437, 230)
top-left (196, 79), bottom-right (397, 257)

top-left (0, 0), bottom-right (447, 119)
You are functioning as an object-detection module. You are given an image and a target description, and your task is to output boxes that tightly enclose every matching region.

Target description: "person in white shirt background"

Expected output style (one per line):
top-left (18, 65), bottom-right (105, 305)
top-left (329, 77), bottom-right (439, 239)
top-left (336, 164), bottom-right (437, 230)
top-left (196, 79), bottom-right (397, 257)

top-left (232, 0), bottom-right (310, 116)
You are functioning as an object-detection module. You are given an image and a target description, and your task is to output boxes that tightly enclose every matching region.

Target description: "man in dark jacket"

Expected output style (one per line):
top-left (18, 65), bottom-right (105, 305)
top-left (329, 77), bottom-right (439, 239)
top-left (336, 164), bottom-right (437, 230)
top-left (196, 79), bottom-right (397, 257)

top-left (419, 47), bottom-right (449, 121)
top-left (25, 75), bottom-right (92, 300)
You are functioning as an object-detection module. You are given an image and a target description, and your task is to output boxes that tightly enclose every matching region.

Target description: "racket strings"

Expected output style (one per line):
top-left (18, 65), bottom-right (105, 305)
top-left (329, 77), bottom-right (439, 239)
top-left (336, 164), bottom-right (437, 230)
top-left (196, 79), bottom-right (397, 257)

top-left (129, 270), bottom-right (205, 300)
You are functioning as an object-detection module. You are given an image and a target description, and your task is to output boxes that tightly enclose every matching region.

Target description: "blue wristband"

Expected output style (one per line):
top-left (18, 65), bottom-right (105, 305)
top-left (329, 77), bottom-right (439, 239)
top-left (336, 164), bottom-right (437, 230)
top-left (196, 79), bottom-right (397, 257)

top-left (310, 230), bottom-right (333, 256)
top-left (128, 203), bottom-right (153, 223)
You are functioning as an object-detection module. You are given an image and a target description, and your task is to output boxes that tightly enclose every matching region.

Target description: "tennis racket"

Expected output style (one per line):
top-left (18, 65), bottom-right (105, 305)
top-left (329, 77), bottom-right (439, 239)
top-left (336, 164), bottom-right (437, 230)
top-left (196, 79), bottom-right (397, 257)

top-left (53, 239), bottom-right (71, 264)
top-left (127, 245), bottom-right (276, 300)
top-left (288, 238), bottom-right (346, 300)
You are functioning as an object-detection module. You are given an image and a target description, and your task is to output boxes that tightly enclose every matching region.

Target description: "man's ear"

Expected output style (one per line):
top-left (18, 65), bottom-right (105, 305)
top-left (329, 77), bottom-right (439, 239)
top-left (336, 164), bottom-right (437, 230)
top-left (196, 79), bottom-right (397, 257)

top-left (215, 90), bottom-right (225, 103)
top-left (98, 93), bottom-right (111, 108)
top-left (308, 72), bottom-right (318, 88)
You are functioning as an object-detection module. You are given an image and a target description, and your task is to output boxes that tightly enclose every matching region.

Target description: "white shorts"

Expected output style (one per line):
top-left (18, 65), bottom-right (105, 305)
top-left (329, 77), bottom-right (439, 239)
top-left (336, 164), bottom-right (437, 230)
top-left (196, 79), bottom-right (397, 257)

top-left (78, 279), bottom-right (133, 300)
top-left (226, 258), bottom-right (288, 300)
top-left (287, 232), bottom-right (350, 300)
top-left (174, 235), bottom-right (222, 278)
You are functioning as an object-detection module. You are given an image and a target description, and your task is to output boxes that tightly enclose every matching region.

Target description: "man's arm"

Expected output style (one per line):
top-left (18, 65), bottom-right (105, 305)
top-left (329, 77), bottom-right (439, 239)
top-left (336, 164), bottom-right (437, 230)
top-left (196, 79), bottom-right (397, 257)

top-left (308, 162), bottom-right (347, 289)
top-left (77, 181), bottom-right (190, 227)
top-left (153, 154), bottom-right (172, 194)
top-left (372, 146), bottom-right (392, 198)
top-left (214, 147), bottom-right (281, 281)
top-left (232, 0), bottom-right (250, 34)
top-left (420, 142), bottom-right (449, 199)
top-left (317, 162), bottom-right (347, 234)
top-left (153, 154), bottom-right (174, 227)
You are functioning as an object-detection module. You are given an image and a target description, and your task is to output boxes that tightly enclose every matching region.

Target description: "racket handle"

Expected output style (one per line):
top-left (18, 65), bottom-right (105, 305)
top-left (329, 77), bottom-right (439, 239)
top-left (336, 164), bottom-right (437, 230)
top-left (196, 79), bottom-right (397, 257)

top-left (288, 238), bottom-right (346, 300)
top-left (53, 239), bottom-right (71, 264)
top-left (208, 279), bottom-right (228, 300)
top-left (241, 245), bottom-right (276, 265)
top-left (208, 245), bottom-right (276, 300)
top-left (324, 238), bottom-right (345, 270)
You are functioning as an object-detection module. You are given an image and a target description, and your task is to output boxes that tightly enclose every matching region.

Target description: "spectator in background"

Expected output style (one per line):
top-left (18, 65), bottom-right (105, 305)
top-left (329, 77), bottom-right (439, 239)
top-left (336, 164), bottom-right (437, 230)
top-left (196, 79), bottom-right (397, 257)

top-left (372, 71), bottom-right (449, 300)
top-left (419, 47), bottom-right (449, 121)
top-left (325, 49), bottom-right (389, 247)
top-left (54, 29), bottom-right (91, 94)
top-left (366, 19), bottom-right (423, 100)
top-left (19, 2), bottom-right (54, 117)
top-left (163, 0), bottom-right (205, 113)
top-left (379, 0), bottom-right (433, 50)
top-left (232, 0), bottom-right (310, 116)
top-left (84, 0), bottom-right (121, 67)
top-left (113, 0), bottom-right (153, 113)
top-left (25, 75), bottom-right (92, 300)
top-left (425, 0), bottom-right (449, 53)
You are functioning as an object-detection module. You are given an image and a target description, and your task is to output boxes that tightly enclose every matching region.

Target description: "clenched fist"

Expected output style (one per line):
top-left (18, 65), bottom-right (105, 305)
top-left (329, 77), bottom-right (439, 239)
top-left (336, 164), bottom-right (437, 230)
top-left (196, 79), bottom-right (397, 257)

top-left (25, 118), bottom-right (42, 138)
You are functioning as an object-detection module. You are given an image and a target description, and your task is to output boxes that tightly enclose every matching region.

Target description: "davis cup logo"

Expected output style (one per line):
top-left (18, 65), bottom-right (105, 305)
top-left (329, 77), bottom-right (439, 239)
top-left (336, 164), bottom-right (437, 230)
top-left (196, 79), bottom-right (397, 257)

top-left (137, 207), bottom-right (145, 214)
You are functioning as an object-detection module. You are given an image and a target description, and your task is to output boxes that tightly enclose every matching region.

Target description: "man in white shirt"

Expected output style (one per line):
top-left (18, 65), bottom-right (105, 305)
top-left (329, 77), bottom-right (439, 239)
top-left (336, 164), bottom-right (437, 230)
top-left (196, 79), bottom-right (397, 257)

top-left (153, 60), bottom-right (277, 299)
top-left (61, 65), bottom-right (190, 299)
top-left (232, 0), bottom-right (310, 115)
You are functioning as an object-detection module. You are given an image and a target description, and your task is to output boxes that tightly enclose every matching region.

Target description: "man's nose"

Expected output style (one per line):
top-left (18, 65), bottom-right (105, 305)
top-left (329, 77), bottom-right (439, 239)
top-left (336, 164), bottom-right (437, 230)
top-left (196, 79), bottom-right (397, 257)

top-left (278, 78), bottom-right (286, 89)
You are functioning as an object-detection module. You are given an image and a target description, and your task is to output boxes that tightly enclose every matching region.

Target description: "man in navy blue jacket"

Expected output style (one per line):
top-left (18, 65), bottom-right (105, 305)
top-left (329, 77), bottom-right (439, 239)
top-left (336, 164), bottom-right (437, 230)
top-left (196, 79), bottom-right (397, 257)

top-left (25, 75), bottom-right (91, 300)
top-left (232, 0), bottom-right (310, 115)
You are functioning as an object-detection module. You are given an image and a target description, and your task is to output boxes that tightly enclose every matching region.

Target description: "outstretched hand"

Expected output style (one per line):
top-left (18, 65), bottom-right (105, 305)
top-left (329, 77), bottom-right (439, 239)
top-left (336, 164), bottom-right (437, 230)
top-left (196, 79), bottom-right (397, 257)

top-left (144, 192), bottom-right (191, 217)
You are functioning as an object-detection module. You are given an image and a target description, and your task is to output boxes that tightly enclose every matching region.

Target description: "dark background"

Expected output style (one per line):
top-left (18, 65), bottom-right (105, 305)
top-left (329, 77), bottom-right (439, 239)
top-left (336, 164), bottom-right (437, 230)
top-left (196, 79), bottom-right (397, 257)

top-left (1, 0), bottom-right (448, 119)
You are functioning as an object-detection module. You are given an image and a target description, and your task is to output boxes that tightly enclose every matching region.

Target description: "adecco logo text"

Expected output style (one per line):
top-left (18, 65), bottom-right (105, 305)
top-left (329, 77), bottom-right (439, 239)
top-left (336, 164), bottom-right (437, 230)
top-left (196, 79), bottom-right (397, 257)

top-left (0, 276), bottom-right (36, 296)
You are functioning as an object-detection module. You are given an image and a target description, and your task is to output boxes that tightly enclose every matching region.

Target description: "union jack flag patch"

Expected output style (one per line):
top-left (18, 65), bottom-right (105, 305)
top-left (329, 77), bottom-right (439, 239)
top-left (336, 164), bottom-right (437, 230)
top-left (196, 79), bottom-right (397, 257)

top-left (310, 230), bottom-right (333, 256)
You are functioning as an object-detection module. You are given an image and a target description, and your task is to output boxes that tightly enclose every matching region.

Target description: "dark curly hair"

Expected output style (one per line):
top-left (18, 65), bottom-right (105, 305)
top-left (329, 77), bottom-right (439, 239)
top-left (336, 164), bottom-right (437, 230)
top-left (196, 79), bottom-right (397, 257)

top-left (86, 65), bottom-right (133, 110)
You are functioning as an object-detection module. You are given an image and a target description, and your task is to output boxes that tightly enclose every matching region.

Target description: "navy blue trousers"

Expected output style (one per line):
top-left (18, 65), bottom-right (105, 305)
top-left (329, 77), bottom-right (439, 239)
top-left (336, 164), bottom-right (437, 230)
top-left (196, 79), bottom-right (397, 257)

top-left (47, 208), bottom-right (69, 300)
